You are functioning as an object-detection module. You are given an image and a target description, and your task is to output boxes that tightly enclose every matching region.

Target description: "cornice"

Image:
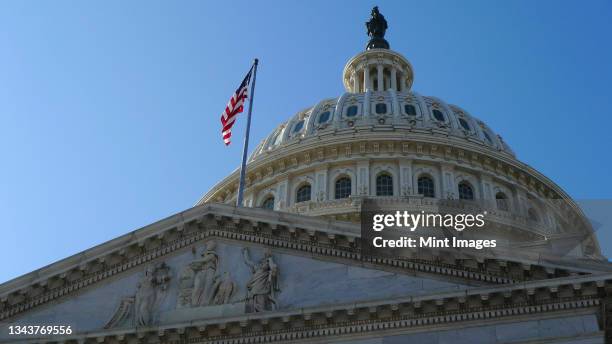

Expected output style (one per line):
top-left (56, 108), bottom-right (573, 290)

top-left (2, 204), bottom-right (609, 323)
top-left (10, 272), bottom-right (612, 344)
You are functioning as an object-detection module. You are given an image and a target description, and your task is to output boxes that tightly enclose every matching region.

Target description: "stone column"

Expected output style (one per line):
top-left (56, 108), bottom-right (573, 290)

top-left (397, 71), bottom-right (403, 92)
top-left (390, 67), bottom-right (397, 91)
top-left (357, 160), bottom-right (370, 196)
top-left (399, 160), bottom-right (413, 196)
top-left (353, 74), bottom-right (360, 93)
top-left (510, 185), bottom-right (522, 215)
top-left (440, 164), bottom-right (455, 199)
top-left (377, 65), bottom-right (384, 91)
top-left (364, 66), bottom-right (371, 92)
top-left (314, 166), bottom-right (329, 201)
top-left (277, 178), bottom-right (289, 209)
top-left (389, 89), bottom-right (400, 117)
top-left (479, 174), bottom-right (493, 207)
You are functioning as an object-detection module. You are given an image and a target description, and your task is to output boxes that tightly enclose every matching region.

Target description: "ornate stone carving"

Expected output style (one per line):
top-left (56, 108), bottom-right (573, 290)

top-left (104, 262), bottom-right (171, 328)
top-left (242, 248), bottom-right (280, 312)
top-left (176, 265), bottom-right (195, 308)
top-left (191, 241), bottom-right (219, 307)
top-left (176, 241), bottom-right (239, 309)
top-left (212, 272), bottom-right (236, 305)
top-left (135, 262), bottom-right (171, 326)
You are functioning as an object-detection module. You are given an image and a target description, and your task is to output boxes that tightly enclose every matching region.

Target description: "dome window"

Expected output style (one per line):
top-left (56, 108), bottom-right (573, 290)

top-left (318, 111), bottom-right (330, 124)
top-left (432, 109), bottom-right (445, 122)
top-left (375, 103), bottom-right (387, 114)
top-left (459, 118), bottom-right (471, 131)
top-left (404, 104), bottom-right (416, 116)
top-left (335, 177), bottom-right (352, 199)
top-left (273, 129), bottom-right (284, 145)
top-left (418, 176), bottom-right (435, 198)
top-left (458, 182), bottom-right (474, 200)
top-left (292, 120), bottom-right (304, 133)
top-left (483, 131), bottom-right (493, 144)
top-left (496, 192), bottom-right (509, 211)
top-left (346, 105), bottom-right (358, 117)
top-left (262, 196), bottom-right (275, 210)
top-left (296, 184), bottom-right (312, 203)
top-left (376, 173), bottom-right (393, 196)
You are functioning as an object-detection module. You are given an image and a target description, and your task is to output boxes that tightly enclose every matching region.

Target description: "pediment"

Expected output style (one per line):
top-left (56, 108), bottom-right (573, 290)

top-left (1, 203), bottom-right (610, 338)
top-left (1, 240), bottom-right (469, 339)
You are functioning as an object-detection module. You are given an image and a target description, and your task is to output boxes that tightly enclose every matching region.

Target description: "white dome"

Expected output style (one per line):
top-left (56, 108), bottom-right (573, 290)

top-left (198, 47), bottom-right (600, 260)
top-left (249, 90), bottom-right (514, 163)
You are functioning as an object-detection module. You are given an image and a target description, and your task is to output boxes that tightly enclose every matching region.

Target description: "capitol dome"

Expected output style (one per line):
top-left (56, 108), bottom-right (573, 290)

top-left (198, 20), bottom-right (601, 260)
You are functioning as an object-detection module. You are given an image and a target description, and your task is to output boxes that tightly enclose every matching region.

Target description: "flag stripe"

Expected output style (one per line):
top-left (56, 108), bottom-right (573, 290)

top-left (220, 68), bottom-right (252, 145)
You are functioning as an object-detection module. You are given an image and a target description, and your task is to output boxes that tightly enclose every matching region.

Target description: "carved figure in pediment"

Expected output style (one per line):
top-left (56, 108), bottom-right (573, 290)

top-left (176, 265), bottom-right (195, 308)
top-left (212, 271), bottom-right (236, 305)
top-left (135, 262), bottom-right (171, 326)
top-left (105, 261), bottom-right (171, 328)
top-left (242, 247), bottom-right (280, 312)
top-left (191, 241), bottom-right (219, 307)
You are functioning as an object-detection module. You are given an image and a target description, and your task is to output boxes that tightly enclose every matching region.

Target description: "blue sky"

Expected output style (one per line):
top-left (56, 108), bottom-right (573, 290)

top-left (1, 0), bottom-right (611, 283)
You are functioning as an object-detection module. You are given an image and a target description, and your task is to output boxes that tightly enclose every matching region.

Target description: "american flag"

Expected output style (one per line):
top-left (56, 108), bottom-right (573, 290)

top-left (220, 68), bottom-right (253, 145)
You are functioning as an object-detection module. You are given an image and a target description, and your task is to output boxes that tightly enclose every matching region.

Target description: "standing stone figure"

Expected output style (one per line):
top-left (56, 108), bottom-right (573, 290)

top-left (242, 247), bottom-right (280, 312)
top-left (191, 241), bottom-right (219, 306)
top-left (212, 271), bottom-right (236, 305)
top-left (176, 265), bottom-right (195, 308)
top-left (134, 262), bottom-right (171, 326)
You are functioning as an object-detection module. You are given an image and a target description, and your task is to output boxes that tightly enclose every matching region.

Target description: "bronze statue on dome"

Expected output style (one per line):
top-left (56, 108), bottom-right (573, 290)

top-left (366, 6), bottom-right (390, 50)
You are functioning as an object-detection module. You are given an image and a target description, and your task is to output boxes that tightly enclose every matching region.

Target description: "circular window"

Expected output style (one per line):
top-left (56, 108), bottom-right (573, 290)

top-left (432, 109), bottom-right (445, 122)
top-left (318, 111), bottom-right (330, 124)
top-left (293, 120), bottom-right (304, 133)
top-left (346, 105), bottom-right (358, 117)
top-left (459, 118), bottom-right (471, 131)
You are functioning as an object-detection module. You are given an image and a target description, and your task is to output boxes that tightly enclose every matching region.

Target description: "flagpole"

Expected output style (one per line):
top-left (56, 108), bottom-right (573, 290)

top-left (236, 58), bottom-right (258, 207)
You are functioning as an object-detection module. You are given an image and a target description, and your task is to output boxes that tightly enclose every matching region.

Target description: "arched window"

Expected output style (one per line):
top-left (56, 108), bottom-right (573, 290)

top-left (296, 184), bottom-right (311, 203)
top-left (495, 192), bottom-right (509, 211)
top-left (528, 208), bottom-right (539, 223)
top-left (458, 182), bottom-right (474, 200)
top-left (273, 129), bottom-right (284, 145)
top-left (262, 196), bottom-right (275, 210)
top-left (346, 105), bottom-right (358, 117)
top-left (376, 173), bottom-right (393, 196)
top-left (318, 111), bottom-right (330, 124)
top-left (432, 109), bottom-right (445, 122)
top-left (417, 176), bottom-right (435, 198)
top-left (375, 103), bottom-right (387, 114)
top-left (335, 177), bottom-right (352, 199)
top-left (459, 118), bottom-right (471, 131)
top-left (483, 131), bottom-right (493, 144)
top-left (404, 104), bottom-right (416, 116)
top-left (293, 120), bottom-right (304, 133)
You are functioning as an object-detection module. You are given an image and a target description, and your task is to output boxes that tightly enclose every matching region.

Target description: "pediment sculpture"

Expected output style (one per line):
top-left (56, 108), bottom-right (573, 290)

top-left (104, 262), bottom-right (171, 329)
top-left (242, 247), bottom-right (280, 313)
top-left (177, 241), bottom-right (237, 309)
